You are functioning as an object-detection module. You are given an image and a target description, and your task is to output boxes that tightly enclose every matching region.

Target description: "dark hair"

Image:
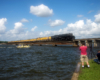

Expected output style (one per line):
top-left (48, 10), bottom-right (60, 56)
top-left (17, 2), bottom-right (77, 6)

top-left (82, 42), bottom-right (85, 45)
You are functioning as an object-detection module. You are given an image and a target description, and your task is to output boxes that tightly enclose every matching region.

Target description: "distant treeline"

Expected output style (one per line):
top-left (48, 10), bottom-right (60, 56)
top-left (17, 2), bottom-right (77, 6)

top-left (0, 41), bottom-right (8, 43)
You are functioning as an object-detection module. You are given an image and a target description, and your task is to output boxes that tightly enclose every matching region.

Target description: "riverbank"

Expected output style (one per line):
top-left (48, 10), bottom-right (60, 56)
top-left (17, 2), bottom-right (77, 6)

top-left (78, 59), bottom-right (100, 80)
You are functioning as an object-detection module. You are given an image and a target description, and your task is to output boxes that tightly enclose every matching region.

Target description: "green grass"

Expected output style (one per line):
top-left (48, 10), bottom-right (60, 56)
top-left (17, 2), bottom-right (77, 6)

top-left (78, 59), bottom-right (100, 80)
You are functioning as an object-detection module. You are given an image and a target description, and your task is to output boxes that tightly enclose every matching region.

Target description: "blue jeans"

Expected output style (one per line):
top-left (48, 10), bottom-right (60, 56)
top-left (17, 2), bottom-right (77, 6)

top-left (94, 59), bottom-right (100, 63)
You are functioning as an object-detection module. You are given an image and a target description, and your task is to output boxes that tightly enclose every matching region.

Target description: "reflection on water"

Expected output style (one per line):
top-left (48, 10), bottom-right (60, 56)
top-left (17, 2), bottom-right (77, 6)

top-left (0, 45), bottom-right (99, 80)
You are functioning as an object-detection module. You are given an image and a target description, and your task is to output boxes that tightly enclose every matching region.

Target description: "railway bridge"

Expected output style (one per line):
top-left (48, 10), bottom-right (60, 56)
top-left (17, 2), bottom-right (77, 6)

top-left (8, 38), bottom-right (100, 47)
top-left (73, 38), bottom-right (100, 47)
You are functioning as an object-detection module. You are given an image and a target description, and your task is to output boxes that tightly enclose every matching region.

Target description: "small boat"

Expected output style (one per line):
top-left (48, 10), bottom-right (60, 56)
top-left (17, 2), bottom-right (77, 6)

top-left (16, 44), bottom-right (30, 48)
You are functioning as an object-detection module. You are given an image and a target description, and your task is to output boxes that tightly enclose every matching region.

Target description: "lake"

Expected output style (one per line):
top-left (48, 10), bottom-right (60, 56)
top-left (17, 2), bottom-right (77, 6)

top-left (0, 45), bottom-right (99, 80)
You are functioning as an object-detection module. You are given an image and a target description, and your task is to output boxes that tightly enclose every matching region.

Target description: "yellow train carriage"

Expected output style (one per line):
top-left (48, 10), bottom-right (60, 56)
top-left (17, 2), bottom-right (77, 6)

top-left (48, 36), bottom-right (51, 41)
top-left (29, 39), bottom-right (37, 41)
top-left (40, 37), bottom-right (51, 41)
top-left (18, 40), bottom-right (23, 42)
top-left (14, 41), bottom-right (19, 42)
top-left (33, 39), bottom-right (37, 41)
top-left (11, 36), bottom-right (52, 43)
top-left (26, 39), bottom-right (31, 42)
top-left (39, 37), bottom-right (45, 41)
top-left (36, 37), bottom-right (41, 41)
top-left (22, 40), bottom-right (28, 42)
top-left (20, 40), bottom-right (26, 42)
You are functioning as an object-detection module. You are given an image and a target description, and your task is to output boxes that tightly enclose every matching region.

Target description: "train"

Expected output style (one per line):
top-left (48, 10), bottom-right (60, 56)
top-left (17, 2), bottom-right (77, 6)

top-left (9, 33), bottom-right (75, 43)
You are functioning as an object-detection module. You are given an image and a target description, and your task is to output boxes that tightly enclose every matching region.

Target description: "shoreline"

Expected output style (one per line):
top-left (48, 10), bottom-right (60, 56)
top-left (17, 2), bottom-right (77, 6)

top-left (71, 62), bottom-right (81, 80)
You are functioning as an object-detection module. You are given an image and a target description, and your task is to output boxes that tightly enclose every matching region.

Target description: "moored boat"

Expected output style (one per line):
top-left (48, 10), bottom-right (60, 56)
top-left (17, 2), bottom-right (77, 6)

top-left (16, 44), bottom-right (30, 48)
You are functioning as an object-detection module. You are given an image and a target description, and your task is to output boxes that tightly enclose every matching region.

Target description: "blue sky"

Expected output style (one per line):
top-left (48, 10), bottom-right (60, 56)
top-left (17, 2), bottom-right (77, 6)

top-left (0, 0), bottom-right (100, 41)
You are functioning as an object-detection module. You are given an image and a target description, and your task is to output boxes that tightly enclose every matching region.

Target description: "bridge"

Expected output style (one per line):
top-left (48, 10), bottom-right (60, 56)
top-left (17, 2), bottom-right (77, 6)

top-left (8, 41), bottom-right (74, 46)
top-left (8, 38), bottom-right (100, 47)
top-left (73, 38), bottom-right (100, 47)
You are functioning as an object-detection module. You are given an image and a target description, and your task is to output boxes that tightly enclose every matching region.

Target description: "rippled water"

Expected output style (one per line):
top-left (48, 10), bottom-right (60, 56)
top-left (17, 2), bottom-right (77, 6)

top-left (0, 45), bottom-right (99, 80)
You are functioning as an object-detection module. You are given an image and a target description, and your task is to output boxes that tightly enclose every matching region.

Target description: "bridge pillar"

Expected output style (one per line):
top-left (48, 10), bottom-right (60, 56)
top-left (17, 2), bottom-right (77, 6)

top-left (85, 40), bottom-right (89, 47)
top-left (95, 40), bottom-right (100, 47)
top-left (98, 41), bottom-right (100, 47)
top-left (93, 40), bottom-right (97, 47)
top-left (78, 41), bottom-right (82, 46)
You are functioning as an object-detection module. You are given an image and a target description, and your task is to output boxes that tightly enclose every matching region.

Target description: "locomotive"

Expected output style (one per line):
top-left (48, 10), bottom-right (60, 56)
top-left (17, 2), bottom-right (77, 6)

top-left (51, 33), bottom-right (75, 41)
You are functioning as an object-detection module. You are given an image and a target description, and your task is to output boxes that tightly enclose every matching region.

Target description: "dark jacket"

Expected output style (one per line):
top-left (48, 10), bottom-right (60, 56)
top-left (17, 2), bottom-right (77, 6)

top-left (97, 53), bottom-right (100, 61)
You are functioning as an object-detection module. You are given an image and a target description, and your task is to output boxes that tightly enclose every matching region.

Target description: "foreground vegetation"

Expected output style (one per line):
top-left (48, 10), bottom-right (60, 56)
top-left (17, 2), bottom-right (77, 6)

top-left (78, 59), bottom-right (100, 80)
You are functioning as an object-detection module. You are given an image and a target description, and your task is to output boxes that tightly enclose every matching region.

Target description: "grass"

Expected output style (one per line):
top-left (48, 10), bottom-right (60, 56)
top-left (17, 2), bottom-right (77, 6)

top-left (78, 59), bottom-right (100, 80)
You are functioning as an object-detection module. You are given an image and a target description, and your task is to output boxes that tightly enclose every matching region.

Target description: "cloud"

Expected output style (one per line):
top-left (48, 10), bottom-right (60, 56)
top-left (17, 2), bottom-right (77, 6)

top-left (9, 22), bottom-right (25, 34)
top-left (88, 10), bottom-right (94, 14)
top-left (31, 26), bottom-right (37, 31)
top-left (0, 22), bottom-right (39, 41)
top-left (94, 13), bottom-right (100, 23)
top-left (49, 19), bottom-right (65, 27)
top-left (0, 22), bottom-right (27, 41)
top-left (39, 18), bottom-right (100, 39)
top-left (0, 18), bottom-right (7, 33)
top-left (30, 4), bottom-right (53, 17)
top-left (1, 13), bottom-right (100, 41)
top-left (14, 22), bottom-right (23, 29)
top-left (20, 18), bottom-right (29, 23)
top-left (77, 15), bottom-right (83, 17)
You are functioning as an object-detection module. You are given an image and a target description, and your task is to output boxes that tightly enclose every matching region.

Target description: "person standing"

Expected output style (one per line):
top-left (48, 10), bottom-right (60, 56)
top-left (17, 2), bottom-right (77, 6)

top-left (79, 42), bottom-right (90, 68)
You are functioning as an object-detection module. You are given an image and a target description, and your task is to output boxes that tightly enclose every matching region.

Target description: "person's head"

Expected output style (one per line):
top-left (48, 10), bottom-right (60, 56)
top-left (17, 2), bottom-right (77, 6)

top-left (82, 42), bottom-right (85, 46)
top-left (98, 50), bottom-right (100, 53)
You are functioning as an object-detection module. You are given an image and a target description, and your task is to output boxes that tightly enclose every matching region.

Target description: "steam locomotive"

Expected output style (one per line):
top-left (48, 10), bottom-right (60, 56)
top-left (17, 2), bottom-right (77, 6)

top-left (51, 33), bottom-right (75, 41)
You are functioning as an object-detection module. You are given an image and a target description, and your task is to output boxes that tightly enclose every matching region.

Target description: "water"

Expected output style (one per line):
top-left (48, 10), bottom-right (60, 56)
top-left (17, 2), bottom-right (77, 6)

top-left (0, 45), bottom-right (99, 80)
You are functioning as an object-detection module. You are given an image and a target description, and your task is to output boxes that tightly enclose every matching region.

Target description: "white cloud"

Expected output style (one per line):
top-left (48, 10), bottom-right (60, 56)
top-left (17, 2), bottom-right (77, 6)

top-left (14, 22), bottom-right (23, 29)
top-left (40, 32), bottom-right (43, 36)
top-left (1, 14), bottom-right (100, 41)
top-left (0, 18), bottom-right (7, 33)
top-left (67, 20), bottom-right (84, 29)
top-left (21, 18), bottom-right (29, 23)
top-left (9, 22), bottom-right (24, 34)
top-left (31, 26), bottom-right (37, 31)
top-left (94, 14), bottom-right (100, 23)
top-left (30, 4), bottom-right (53, 17)
top-left (39, 18), bottom-right (100, 39)
top-left (49, 19), bottom-right (65, 27)
top-left (77, 15), bottom-right (83, 17)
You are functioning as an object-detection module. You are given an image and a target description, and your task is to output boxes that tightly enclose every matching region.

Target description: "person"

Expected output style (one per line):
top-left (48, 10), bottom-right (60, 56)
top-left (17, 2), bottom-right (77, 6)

top-left (79, 42), bottom-right (90, 68)
top-left (94, 50), bottom-right (100, 64)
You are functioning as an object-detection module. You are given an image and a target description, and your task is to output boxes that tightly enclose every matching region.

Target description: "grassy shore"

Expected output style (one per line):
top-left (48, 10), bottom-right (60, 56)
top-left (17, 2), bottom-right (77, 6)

top-left (78, 59), bottom-right (100, 80)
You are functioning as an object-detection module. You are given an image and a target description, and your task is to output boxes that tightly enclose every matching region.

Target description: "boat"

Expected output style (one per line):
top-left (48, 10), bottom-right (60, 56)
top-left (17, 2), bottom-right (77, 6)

top-left (16, 44), bottom-right (30, 48)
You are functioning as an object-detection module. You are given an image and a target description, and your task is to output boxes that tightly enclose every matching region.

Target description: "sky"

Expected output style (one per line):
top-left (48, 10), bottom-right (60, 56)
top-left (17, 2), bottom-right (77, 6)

top-left (0, 0), bottom-right (100, 41)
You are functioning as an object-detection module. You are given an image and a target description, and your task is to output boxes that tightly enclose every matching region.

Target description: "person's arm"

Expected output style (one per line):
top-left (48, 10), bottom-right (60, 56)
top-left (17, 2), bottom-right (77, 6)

top-left (96, 56), bottom-right (97, 58)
